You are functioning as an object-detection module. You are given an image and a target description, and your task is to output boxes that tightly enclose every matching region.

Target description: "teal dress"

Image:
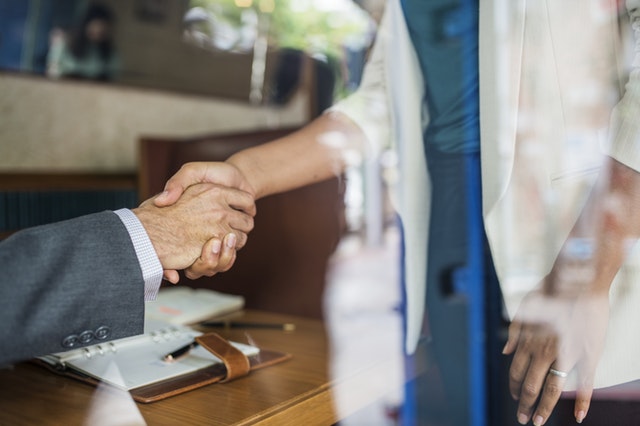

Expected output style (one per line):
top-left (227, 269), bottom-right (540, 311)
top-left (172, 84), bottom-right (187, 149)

top-left (399, 1), bottom-right (496, 426)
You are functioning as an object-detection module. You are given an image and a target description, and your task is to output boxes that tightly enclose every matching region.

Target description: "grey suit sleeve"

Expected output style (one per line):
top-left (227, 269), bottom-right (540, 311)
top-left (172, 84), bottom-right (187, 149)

top-left (0, 211), bottom-right (146, 365)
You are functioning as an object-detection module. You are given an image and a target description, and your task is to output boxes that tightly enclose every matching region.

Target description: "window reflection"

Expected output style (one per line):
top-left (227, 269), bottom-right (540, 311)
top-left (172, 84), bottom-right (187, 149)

top-left (324, 1), bottom-right (640, 425)
top-left (0, 0), bottom-right (374, 103)
top-left (46, 2), bottom-right (120, 81)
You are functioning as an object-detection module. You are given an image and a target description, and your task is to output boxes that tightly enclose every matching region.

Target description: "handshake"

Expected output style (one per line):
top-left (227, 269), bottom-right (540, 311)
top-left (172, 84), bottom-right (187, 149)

top-left (131, 112), bottom-right (351, 283)
top-left (133, 161), bottom-right (256, 284)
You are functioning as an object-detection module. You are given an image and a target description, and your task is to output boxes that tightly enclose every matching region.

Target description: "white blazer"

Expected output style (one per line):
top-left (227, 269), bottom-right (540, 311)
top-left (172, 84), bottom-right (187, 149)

top-left (332, 0), bottom-right (640, 390)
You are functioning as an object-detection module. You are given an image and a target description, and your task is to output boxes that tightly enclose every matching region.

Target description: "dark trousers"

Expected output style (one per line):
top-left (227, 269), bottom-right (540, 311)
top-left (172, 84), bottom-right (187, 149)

top-left (403, 149), bottom-right (493, 426)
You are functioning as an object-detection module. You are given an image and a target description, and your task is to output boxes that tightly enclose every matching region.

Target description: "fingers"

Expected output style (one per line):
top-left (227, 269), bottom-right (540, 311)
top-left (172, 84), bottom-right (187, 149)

top-left (572, 356), bottom-right (597, 424)
top-left (529, 364), bottom-right (569, 426)
top-left (184, 237), bottom-right (222, 280)
top-left (183, 234), bottom-right (238, 280)
top-left (163, 270), bottom-right (180, 284)
top-left (154, 161), bottom-right (255, 208)
top-left (218, 233), bottom-right (238, 272)
top-left (504, 289), bottom-right (608, 426)
top-left (224, 187), bottom-right (257, 228)
top-left (233, 231), bottom-right (249, 250)
top-left (508, 352), bottom-right (595, 426)
top-left (226, 185), bottom-right (257, 217)
top-left (510, 334), bottom-right (581, 426)
top-left (508, 324), bottom-right (561, 425)
top-left (508, 322), bottom-right (547, 401)
top-left (513, 359), bottom-right (551, 424)
top-left (531, 323), bottom-right (577, 426)
top-left (508, 338), bottom-right (531, 400)
top-left (154, 163), bottom-right (211, 207)
top-left (573, 380), bottom-right (593, 424)
top-left (503, 319), bottom-right (522, 355)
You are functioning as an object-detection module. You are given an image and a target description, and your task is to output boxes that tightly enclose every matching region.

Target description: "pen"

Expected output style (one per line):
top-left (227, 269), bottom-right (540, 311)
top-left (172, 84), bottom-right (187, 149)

top-left (163, 341), bottom-right (199, 362)
top-left (200, 321), bottom-right (296, 331)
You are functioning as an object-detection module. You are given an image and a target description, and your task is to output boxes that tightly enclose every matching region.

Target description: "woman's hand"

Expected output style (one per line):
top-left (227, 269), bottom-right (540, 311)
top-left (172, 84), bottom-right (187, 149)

top-left (503, 283), bottom-right (609, 425)
top-left (155, 161), bottom-right (256, 207)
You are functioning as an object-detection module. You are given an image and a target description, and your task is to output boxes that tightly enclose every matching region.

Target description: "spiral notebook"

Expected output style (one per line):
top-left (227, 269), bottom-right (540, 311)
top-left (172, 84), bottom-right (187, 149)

top-left (35, 319), bottom-right (291, 402)
top-left (37, 320), bottom-right (259, 392)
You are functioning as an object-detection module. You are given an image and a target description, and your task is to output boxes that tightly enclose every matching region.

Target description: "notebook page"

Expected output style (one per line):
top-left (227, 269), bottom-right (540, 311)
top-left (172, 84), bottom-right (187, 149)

top-left (145, 287), bottom-right (245, 325)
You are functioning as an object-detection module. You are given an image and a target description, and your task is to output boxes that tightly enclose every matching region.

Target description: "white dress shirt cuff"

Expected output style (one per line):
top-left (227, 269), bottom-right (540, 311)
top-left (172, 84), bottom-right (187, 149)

top-left (114, 209), bottom-right (163, 301)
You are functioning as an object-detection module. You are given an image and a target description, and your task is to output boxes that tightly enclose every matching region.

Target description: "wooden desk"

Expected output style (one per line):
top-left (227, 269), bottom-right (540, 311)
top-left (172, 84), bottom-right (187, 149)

top-left (0, 310), bottom-right (402, 425)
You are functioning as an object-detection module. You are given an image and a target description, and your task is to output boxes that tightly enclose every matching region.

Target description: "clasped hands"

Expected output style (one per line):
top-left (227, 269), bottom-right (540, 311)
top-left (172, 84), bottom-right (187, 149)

top-left (133, 162), bottom-right (255, 283)
top-left (503, 273), bottom-right (609, 425)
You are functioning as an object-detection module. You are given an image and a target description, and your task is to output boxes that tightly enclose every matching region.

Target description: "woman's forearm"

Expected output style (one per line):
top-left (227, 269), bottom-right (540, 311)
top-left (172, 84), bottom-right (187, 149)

top-left (226, 111), bottom-right (366, 200)
top-left (591, 158), bottom-right (640, 289)
top-left (552, 157), bottom-right (640, 295)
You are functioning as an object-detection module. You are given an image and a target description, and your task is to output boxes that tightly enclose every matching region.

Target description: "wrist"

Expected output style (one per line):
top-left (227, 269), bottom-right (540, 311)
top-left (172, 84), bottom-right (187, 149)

top-left (132, 206), bottom-right (170, 267)
top-left (225, 156), bottom-right (261, 199)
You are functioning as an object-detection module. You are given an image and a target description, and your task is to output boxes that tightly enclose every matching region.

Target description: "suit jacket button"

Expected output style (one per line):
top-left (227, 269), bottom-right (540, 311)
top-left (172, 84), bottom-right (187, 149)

top-left (79, 330), bottom-right (94, 344)
top-left (95, 326), bottom-right (111, 340)
top-left (62, 335), bottom-right (79, 349)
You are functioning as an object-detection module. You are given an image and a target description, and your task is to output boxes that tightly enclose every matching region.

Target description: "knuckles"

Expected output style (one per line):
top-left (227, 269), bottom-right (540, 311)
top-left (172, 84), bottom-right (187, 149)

top-left (543, 382), bottom-right (562, 399)
top-left (521, 382), bottom-right (541, 399)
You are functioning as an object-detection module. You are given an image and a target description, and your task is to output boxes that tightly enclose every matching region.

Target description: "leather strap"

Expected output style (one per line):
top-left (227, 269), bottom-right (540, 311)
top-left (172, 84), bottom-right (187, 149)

top-left (195, 333), bottom-right (251, 382)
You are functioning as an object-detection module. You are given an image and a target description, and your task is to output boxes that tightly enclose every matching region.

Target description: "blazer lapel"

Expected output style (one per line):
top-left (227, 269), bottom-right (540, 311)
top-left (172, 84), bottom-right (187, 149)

top-left (479, 0), bottom-right (526, 219)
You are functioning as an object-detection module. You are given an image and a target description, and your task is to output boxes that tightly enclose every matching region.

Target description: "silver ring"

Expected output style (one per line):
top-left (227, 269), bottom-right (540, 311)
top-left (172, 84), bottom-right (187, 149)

top-left (549, 368), bottom-right (568, 378)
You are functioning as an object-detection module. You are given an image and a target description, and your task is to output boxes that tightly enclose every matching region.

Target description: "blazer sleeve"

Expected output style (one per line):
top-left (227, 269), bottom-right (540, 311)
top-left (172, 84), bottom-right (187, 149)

top-left (328, 1), bottom-right (392, 157)
top-left (0, 211), bottom-right (146, 365)
top-left (605, 14), bottom-right (640, 172)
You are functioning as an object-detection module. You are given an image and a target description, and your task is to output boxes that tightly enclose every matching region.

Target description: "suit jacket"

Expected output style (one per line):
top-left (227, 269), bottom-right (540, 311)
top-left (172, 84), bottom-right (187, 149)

top-left (333, 0), bottom-right (640, 389)
top-left (0, 211), bottom-right (145, 365)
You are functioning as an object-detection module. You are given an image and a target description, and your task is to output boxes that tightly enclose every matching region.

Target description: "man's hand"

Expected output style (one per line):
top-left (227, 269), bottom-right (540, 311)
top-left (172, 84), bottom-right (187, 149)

top-left (161, 233), bottom-right (238, 284)
top-left (133, 183), bottom-right (255, 281)
top-left (503, 283), bottom-right (609, 425)
top-left (183, 232), bottom-right (239, 279)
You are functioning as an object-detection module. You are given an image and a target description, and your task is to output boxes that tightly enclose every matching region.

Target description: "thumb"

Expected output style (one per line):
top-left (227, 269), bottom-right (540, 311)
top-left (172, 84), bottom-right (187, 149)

top-left (154, 190), bottom-right (176, 207)
top-left (163, 269), bottom-right (180, 284)
top-left (154, 163), bottom-right (205, 207)
top-left (154, 181), bottom-right (186, 207)
top-left (502, 320), bottom-right (522, 355)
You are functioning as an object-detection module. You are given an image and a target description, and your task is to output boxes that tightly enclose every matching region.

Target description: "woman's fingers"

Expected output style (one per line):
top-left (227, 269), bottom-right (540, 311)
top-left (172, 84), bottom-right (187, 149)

top-left (154, 162), bottom-right (215, 207)
top-left (529, 363), bottom-right (570, 426)
top-left (503, 319), bottom-right (522, 356)
top-left (508, 321), bottom-right (565, 425)
top-left (573, 380), bottom-right (594, 424)
top-left (514, 357), bottom-right (556, 425)
top-left (508, 322), bottom-right (544, 401)
top-left (572, 350), bottom-right (598, 424)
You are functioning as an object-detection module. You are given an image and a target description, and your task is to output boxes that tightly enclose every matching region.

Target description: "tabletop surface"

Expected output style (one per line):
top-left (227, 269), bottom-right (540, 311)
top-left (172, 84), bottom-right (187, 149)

top-left (0, 309), bottom-right (402, 426)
